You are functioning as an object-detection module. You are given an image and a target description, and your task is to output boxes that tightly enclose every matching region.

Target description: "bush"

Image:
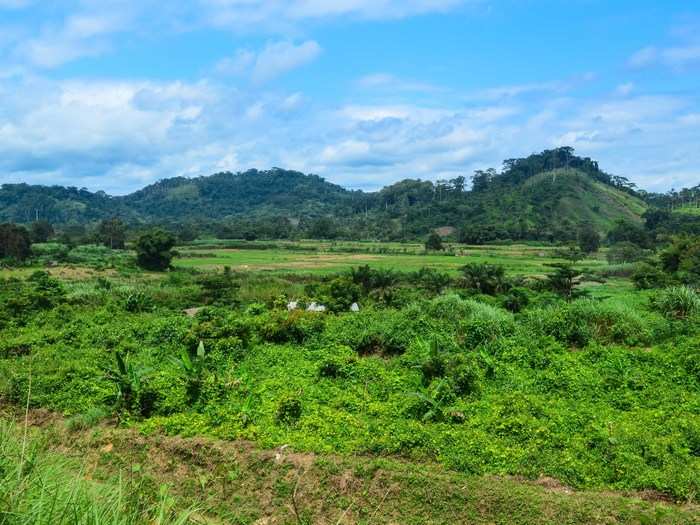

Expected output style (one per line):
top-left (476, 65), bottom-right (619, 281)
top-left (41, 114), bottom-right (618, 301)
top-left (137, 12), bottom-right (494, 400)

top-left (502, 287), bottom-right (530, 313)
top-left (122, 291), bottom-right (154, 313)
top-left (459, 263), bottom-right (509, 295)
top-left (524, 299), bottom-right (653, 347)
top-left (259, 310), bottom-right (325, 344)
top-left (606, 242), bottom-right (646, 264)
top-left (276, 395), bottom-right (302, 424)
top-left (318, 346), bottom-right (357, 379)
top-left (447, 354), bottom-right (481, 397)
top-left (197, 267), bottom-right (239, 305)
top-left (632, 262), bottom-right (668, 290)
top-left (135, 229), bottom-right (176, 271)
top-left (652, 286), bottom-right (700, 320)
top-left (325, 308), bottom-right (416, 356)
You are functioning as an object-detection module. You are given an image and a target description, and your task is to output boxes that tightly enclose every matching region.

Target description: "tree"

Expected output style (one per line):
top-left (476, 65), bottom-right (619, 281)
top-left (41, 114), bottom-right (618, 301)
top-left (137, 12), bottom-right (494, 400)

top-left (308, 217), bottom-right (337, 239)
top-left (0, 223), bottom-right (32, 261)
top-left (578, 223), bottom-right (600, 253)
top-left (98, 218), bottom-right (127, 250)
top-left (546, 263), bottom-right (585, 301)
top-left (425, 232), bottom-right (444, 251)
top-left (607, 242), bottom-right (645, 264)
top-left (30, 220), bottom-right (54, 243)
top-left (554, 245), bottom-right (586, 263)
top-left (607, 219), bottom-right (650, 248)
top-left (460, 263), bottom-right (508, 295)
top-left (134, 229), bottom-right (176, 271)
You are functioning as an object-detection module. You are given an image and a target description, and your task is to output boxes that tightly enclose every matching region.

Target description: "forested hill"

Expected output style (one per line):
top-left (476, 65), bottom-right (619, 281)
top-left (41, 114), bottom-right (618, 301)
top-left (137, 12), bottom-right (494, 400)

top-left (122, 169), bottom-right (361, 220)
top-left (0, 148), bottom-right (654, 241)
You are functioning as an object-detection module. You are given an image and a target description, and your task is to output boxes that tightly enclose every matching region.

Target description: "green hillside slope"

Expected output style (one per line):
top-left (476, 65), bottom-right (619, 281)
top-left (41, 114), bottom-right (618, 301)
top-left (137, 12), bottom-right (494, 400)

top-left (0, 149), bottom-right (653, 241)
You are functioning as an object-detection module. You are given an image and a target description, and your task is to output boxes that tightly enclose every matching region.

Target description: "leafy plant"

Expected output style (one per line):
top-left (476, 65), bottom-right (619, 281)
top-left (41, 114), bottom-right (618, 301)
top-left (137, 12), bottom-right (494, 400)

top-left (171, 340), bottom-right (207, 402)
top-left (276, 395), bottom-right (302, 425)
top-left (103, 351), bottom-right (152, 415)
top-left (652, 286), bottom-right (700, 320)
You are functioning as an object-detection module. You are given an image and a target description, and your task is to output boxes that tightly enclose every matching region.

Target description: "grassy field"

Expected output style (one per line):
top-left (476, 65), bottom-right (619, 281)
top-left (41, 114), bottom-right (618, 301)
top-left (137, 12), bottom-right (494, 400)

top-left (674, 205), bottom-right (700, 216)
top-left (174, 242), bottom-right (607, 276)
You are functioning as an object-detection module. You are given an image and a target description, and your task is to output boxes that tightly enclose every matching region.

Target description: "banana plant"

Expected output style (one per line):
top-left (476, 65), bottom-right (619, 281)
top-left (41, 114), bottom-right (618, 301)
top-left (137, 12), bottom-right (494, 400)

top-left (172, 340), bottom-right (207, 402)
top-left (104, 351), bottom-right (151, 412)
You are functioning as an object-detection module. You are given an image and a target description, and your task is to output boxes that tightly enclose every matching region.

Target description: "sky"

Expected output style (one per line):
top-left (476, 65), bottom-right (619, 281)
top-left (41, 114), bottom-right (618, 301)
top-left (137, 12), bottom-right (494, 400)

top-left (0, 0), bottom-right (699, 195)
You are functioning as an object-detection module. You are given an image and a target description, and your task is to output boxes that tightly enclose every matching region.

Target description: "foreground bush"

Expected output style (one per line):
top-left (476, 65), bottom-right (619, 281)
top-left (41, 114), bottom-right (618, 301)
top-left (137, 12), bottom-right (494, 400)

top-left (653, 286), bottom-right (700, 320)
top-left (524, 299), bottom-right (654, 346)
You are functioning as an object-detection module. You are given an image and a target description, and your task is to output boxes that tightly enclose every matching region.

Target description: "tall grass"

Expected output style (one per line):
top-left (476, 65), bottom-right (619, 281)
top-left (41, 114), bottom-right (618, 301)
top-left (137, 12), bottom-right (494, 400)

top-left (0, 421), bottom-right (196, 524)
top-left (653, 285), bottom-right (700, 319)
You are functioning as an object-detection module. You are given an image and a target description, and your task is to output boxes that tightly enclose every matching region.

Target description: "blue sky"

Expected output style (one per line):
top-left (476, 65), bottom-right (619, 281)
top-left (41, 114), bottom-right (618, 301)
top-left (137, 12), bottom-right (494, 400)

top-left (0, 0), bottom-right (698, 194)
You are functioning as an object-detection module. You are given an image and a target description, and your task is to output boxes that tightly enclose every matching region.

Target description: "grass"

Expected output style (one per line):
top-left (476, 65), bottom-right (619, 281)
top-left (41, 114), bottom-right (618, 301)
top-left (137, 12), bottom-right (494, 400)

top-left (2, 240), bottom-right (698, 523)
top-left (673, 205), bottom-right (700, 216)
top-left (0, 419), bottom-right (196, 524)
top-left (173, 242), bottom-right (608, 276)
top-left (0, 411), bottom-right (697, 525)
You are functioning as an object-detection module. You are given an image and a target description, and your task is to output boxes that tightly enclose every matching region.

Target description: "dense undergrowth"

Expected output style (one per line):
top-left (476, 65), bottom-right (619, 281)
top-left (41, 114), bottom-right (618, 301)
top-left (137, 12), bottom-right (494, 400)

top-left (1, 266), bottom-right (699, 505)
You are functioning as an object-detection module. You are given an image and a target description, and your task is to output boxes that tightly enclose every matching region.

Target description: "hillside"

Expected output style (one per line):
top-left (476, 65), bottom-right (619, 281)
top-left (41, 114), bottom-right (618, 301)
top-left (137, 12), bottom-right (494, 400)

top-left (121, 169), bottom-right (360, 221)
top-left (0, 148), bottom-right (650, 241)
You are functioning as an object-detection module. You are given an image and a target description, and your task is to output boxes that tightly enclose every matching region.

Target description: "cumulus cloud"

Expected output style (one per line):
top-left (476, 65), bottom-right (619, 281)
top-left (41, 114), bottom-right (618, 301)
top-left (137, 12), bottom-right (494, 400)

top-left (198, 0), bottom-right (465, 28)
top-left (14, 12), bottom-right (126, 68)
top-left (627, 41), bottom-right (700, 69)
top-left (357, 73), bottom-right (443, 93)
top-left (216, 40), bottom-right (321, 83)
top-left (2, 68), bottom-right (699, 194)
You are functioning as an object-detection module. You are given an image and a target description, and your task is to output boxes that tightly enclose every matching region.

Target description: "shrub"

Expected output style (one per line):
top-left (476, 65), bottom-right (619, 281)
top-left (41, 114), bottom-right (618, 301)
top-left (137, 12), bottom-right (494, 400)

top-left (524, 299), bottom-right (653, 347)
top-left (411, 267), bottom-right (451, 295)
top-left (447, 354), bottom-right (482, 397)
top-left (652, 286), bottom-right (700, 320)
top-left (325, 309), bottom-right (416, 356)
top-left (459, 263), bottom-right (509, 295)
top-left (420, 339), bottom-right (446, 385)
top-left (197, 267), bottom-right (239, 305)
top-left (135, 229), bottom-right (176, 271)
top-left (502, 287), bottom-right (530, 313)
top-left (606, 242), bottom-right (645, 264)
top-left (318, 347), bottom-right (357, 379)
top-left (123, 290), bottom-right (154, 313)
top-left (425, 232), bottom-right (444, 251)
top-left (276, 395), bottom-right (302, 425)
top-left (632, 262), bottom-right (668, 290)
top-left (259, 310), bottom-right (325, 344)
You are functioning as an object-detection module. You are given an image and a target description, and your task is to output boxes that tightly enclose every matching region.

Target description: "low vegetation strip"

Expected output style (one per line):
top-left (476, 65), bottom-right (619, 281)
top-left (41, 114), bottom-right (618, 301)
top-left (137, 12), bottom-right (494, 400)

top-left (1, 411), bottom-right (697, 525)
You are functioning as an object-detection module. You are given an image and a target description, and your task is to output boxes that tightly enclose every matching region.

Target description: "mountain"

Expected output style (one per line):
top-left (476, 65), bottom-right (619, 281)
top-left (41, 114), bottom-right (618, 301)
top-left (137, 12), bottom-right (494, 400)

top-left (0, 148), bottom-right (651, 241)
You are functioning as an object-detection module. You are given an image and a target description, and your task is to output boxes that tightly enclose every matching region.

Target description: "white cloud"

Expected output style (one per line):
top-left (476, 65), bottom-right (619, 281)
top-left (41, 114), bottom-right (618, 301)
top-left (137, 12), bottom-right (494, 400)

top-left (198, 0), bottom-right (465, 28)
top-left (15, 13), bottom-right (126, 68)
top-left (615, 82), bottom-right (634, 96)
top-left (3, 70), bottom-right (698, 194)
top-left (629, 41), bottom-right (700, 70)
top-left (0, 0), bottom-right (32, 8)
top-left (357, 73), bottom-right (443, 92)
top-left (217, 40), bottom-right (321, 83)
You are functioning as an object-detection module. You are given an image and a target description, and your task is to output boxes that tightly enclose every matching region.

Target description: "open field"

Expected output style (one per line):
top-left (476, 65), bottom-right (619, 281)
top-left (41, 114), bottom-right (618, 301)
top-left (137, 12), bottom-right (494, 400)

top-left (174, 242), bottom-right (608, 276)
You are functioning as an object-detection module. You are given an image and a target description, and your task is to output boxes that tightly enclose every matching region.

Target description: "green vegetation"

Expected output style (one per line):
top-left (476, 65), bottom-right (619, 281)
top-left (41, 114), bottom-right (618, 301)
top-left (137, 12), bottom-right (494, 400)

top-left (0, 235), bottom-right (699, 525)
top-left (1, 148), bottom-right (700, 522)
top-left (135, 229), bottom-right (176, 271)
top-left (3, 416), bottom-right (695, 525)
top-left (0, 148), bottom-right (655, 242)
